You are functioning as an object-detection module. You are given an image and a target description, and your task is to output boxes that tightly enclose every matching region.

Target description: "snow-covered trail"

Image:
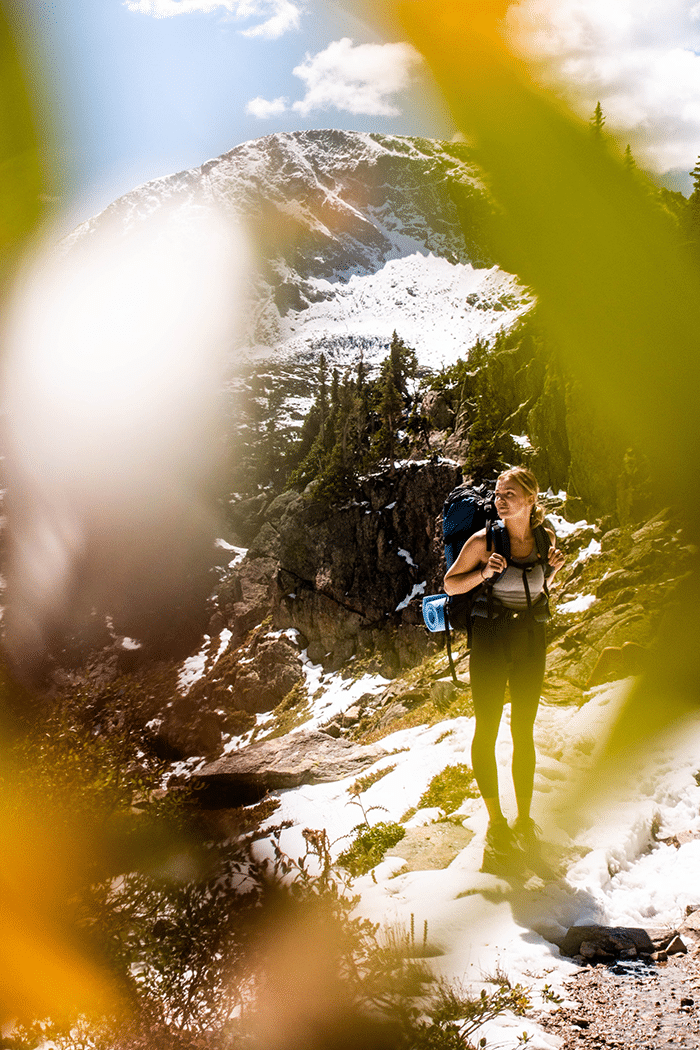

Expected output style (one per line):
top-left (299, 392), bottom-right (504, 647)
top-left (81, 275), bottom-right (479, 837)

top-left (254, 675), bottom-right (700, 1049)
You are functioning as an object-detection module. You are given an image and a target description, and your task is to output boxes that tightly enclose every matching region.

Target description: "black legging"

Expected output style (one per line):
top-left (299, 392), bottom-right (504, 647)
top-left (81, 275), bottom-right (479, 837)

top-left (469, 615), bottom-right (546, 810)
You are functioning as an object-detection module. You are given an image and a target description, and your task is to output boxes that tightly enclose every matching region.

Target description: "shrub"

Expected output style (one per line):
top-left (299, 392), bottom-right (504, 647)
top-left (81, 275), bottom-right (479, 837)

top-left (336, 821), bottom-right (406, 876)
top-left (348, 764), bottom-right (397, 796)
top-left (418, 764), bottom-right (479, 814)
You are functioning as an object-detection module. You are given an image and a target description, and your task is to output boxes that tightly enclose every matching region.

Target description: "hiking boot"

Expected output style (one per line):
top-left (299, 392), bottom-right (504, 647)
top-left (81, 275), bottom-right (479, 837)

top-left (512, 817), bottom-right (554, 877)
top-left (480, 818), bottom-right (525, 877)
top-left (512, 816), bottom-right (541, 853)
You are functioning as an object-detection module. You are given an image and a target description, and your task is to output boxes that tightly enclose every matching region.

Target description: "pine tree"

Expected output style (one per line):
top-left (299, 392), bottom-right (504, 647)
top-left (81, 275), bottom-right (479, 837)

top-left (330, 367), bottom-right (340, 411)
top-left (623, 144), bottom-right (635, 173)
top-left (287, 353), bottom-right (333, 491)
top-left (691, 156), bottom-right (700, 195)
top-left (374, 332), bottom-right (417, 472)
top-left (318, 353), bottom-right (328, 446)
top-left (590, 102), bottom-right (606, 143)
top-left (685, 156), bottom-right (700, 264)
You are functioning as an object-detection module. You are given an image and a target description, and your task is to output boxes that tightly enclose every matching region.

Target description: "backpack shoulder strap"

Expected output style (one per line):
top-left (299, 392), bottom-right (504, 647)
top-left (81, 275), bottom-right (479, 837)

top-left (491, 520), bottom-right (510, 559)
top-left (534, 522), bottom-right (554, 577)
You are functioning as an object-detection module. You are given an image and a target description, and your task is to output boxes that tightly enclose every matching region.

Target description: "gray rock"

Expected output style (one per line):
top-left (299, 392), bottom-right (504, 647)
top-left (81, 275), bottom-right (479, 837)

top-left (271, 461), bottom-right (460, 669)
top-left (595, 569), bottom-right (642, 598)
top-left (384, 821), bottom-right (473, 871)
top-left (586, 641), bottom-right (649, 688)
top-left (421, 390), bottom-right (454, 431)
top-left (680, 908), bottom-right (700, 937)
top-left (233, 635), bottom-right (303, 713)
top-left (193, 730), bottom-right (388, 806)
top-left (561, 925), bottom-right (656, 959)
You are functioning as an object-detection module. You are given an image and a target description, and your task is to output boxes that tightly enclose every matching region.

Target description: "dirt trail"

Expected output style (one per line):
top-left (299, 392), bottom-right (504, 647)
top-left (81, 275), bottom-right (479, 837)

top-left (539, 951), bottom-right (700, 1049)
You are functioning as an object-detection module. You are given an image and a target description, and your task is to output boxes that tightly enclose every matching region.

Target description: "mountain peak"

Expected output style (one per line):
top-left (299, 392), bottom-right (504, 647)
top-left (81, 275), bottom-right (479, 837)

top-left (62, 130), bottom-right (532, 368)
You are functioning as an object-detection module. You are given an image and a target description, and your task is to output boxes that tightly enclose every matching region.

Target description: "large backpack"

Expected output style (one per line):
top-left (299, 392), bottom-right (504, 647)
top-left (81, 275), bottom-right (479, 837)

top-left (422, 482), bottom-right (552, 683)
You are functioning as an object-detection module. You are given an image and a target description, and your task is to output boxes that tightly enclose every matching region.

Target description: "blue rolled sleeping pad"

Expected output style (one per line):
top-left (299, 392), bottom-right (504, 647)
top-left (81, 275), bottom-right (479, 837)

top-left (422, 593), bottom-right (449, 632)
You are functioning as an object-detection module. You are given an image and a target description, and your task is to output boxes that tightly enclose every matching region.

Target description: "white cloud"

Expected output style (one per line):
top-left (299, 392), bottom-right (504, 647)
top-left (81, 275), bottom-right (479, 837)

top-left (246, 36), bottom-right (423, 121)
top-left (290, 37), bottom-right (423, 117)
top-left (246, 95), bottom-right (289, 118)
top-left (124, 0), bottom-right (302, 39)
top-left (239, 0), bottom-right (301, 38)
top-left (506, 0), bottom-right (700, 174)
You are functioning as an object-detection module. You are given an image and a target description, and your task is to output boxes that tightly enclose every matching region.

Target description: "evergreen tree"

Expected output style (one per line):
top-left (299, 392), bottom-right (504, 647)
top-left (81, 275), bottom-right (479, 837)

top-left (318, 353), bottom-right (328, 445)
top-left (287, 354), bottom-right (334, 491)
top-left (287, 334), bottom-right (418, 502)
top-left (623, 144), bottom-right (635, 173)
top-left (590, 101), bottom-right (606, 143)
top-left (330, 367), bottom-right (340, 411)
top-left (684, 155), bottom-right (700, 263)
top-left (690, 156), bottom-right (700, 196)
top-left (374, 332), bottom-right (417, 472)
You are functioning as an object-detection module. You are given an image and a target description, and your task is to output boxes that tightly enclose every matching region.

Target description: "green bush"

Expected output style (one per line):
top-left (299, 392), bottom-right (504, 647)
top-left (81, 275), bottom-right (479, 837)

top-left (418, 764), bottom-right (479, 814)
top-left (336, 820), bottom-right (406, 876)
top-left (411, 979), bottom-right (531, 1049)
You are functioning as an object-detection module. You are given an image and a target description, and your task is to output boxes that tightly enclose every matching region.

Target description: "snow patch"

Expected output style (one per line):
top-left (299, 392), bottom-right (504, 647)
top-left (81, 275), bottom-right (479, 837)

top-left (546, 512), bottom-right (596, 538)
top-left (558, 593), bottom-right (597, 614)
top-left (177, 629), bottom-right (232, 695)
top-left (274, 254), bottom-right (533, 372)
top-left (396, 581), bottom-right (426, 611)
top-left (572, 537), bottom-right (602, 565)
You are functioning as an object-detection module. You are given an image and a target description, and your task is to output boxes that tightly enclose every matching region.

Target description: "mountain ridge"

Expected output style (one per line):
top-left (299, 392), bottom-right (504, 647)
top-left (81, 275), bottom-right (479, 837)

top-left (62, 129), bottom-right (533, 370)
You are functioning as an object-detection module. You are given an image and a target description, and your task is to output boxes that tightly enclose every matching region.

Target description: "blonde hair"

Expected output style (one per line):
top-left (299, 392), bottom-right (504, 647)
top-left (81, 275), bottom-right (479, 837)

top-left (497, 467), bottom-right (546, 528)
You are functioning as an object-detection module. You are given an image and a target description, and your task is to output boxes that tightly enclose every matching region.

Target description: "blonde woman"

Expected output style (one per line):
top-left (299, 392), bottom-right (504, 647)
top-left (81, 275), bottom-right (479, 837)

top-left (444, 468), bottom-right (565, 874)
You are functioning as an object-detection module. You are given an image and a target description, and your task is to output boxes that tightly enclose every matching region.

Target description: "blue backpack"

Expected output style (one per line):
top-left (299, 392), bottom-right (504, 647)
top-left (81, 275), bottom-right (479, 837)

top-left (422, 483), bottom-right (552, 683)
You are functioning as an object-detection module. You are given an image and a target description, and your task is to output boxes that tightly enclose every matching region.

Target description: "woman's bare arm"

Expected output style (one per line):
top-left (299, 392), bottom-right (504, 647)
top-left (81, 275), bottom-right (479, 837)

top-left (545, 527), bottom-right (565, 580)
top-left (444, 531), bottom-right (494, 595)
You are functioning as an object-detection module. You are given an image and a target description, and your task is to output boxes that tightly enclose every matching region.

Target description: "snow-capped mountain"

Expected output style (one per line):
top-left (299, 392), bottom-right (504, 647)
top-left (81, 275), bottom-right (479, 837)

top-left (64, 130), bottom-right (533, 373)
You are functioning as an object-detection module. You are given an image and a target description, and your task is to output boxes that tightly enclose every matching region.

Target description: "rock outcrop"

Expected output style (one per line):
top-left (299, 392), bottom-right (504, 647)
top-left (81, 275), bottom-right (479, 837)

top-left (546, 509), bottom-right (693, 690)
top-left (216, 460), bottom-right (461, 673)
top-left (193, 730), bottom-right (389, 806)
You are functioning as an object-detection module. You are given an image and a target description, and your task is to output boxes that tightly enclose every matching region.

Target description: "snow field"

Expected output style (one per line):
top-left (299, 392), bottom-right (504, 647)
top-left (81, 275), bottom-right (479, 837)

top-left (248, 674), bottom-right (700, 1049)
top-left (274, 253), bottom-right (534, 372)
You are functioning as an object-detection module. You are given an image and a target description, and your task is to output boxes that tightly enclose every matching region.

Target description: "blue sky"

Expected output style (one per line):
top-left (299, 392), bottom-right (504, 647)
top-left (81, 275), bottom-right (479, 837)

top-left (18, 0), bottom-right (452, 226)
top-left (13, 0), bottom-right (700, 228)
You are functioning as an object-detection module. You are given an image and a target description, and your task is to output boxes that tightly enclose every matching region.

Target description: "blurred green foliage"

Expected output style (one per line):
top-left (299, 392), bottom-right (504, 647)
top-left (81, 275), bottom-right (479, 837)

top-left (392, 0), bottom-right (700, 768)
top-left (0, 6), bottom-right (43, 286)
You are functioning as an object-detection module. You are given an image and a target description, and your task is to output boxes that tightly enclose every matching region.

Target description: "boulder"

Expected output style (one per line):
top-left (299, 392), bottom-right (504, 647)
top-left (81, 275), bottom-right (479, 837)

top-left (384, 821), bottom-right (473, 871)
top-left (680, 908), bottom-right (700, 943)
top-left (193, 730), bottom-right (388, 806)
top-left (151, 701), bottom-right (225, 761)
top-left (586, 641), bottom-right (649, 688)
top-left (561, 924), bottom-right (684, 961)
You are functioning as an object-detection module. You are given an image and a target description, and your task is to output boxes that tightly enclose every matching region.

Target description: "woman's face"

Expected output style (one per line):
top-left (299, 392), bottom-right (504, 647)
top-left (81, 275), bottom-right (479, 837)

top-left (494, 477), bottom-right (534, 521)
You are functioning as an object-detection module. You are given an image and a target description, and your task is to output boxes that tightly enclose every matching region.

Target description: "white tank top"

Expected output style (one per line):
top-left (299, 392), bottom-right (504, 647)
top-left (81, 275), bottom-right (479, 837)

top-left (491, 547), bottom-right (545, 610)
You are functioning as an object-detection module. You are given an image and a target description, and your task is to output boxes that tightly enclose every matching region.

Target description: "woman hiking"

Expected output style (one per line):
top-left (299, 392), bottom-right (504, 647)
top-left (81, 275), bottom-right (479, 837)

top-left (444, 467), bottom-right (565, 875)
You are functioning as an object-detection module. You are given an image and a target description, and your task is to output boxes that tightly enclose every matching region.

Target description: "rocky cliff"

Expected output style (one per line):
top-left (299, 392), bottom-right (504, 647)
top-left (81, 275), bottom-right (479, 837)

top-left (218, 460), bottom-right (460, 675)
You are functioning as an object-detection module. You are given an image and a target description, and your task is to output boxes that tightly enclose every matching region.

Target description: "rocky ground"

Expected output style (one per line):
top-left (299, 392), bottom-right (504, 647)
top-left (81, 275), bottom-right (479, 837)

top-left (533, 915), bottom-right (700, 1048)
top-left (539, 949), bottom-right (700, 1049)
